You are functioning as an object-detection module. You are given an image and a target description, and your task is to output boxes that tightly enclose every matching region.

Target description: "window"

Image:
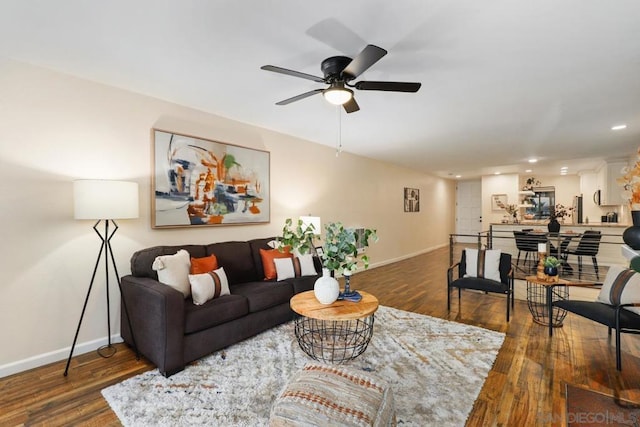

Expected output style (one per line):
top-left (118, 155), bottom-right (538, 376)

top-left (525, 186), bottom-right (555, 219)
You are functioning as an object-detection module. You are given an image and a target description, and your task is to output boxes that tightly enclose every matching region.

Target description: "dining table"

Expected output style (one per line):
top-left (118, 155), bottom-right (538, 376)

top-left (525, 229), bottom-right (583, 275)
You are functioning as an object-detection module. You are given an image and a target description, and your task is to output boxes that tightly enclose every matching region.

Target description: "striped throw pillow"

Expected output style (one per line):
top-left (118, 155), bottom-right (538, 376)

top-left (597, 265), bottom-right (640, 315)
top-left (188, 267), bottom-right (230, 305)
top-left (274, 254), bottom-right (318, 281)
top-left (463, 248), bottom-right (502, 282)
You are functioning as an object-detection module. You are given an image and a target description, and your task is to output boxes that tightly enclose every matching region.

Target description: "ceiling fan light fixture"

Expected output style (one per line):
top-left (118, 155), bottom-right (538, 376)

top-left (323, 86), bottom-right (353, 105)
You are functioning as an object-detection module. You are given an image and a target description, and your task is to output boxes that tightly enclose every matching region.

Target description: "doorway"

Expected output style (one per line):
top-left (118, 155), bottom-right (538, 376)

top-left (456, 180), bottom-right (482, 243)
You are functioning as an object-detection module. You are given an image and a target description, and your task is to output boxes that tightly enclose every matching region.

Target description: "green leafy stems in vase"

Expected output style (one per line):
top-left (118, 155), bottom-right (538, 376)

top-left (279, 219), bottom-right (378, 301)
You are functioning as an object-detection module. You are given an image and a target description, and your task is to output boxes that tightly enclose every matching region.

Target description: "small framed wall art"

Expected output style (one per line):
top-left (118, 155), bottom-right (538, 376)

top-left (152, 129), bottom-right (270, 228)
top-left (491, 194), bottom-right (508, 211)
top-left (404, 187), bottom-right (420, 212)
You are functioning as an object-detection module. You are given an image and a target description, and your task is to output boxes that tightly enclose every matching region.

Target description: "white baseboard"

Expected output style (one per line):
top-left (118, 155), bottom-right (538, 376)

top-left (368, 243), bottom-right (449, 270)
top-left (0, 334), bottom-right (122, 379)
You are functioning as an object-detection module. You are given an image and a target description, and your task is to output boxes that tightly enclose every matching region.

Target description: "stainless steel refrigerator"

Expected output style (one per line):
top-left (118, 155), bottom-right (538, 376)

top-left (573, 195), bottom-right (584, 224)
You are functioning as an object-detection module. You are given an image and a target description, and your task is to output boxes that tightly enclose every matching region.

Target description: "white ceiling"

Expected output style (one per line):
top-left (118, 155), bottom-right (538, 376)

top-left (1, 0), bottom-right (639, 179)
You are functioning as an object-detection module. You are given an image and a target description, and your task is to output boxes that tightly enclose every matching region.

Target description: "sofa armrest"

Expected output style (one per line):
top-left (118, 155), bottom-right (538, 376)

top-left (120, 275), bottom-right (186, 376)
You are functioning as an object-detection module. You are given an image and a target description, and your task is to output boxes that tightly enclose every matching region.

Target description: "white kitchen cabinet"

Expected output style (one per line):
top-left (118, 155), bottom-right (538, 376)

top-left (596, 161), bottom-right (627, 206)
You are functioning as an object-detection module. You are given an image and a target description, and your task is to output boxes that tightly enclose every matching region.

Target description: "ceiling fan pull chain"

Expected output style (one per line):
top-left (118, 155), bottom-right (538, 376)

top-left (336, 106), bottom-right (342, 157)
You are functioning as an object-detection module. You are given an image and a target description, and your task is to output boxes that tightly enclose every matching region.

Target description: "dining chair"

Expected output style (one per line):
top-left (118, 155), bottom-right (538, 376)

top-left (513, 231), bottom-right (544, 271)
top-left (563, 230), bottom-right (602, 279)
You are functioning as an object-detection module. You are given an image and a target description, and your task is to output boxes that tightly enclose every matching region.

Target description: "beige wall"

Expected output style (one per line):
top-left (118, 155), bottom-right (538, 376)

top-left (0, 59), bottom-right (456, 376)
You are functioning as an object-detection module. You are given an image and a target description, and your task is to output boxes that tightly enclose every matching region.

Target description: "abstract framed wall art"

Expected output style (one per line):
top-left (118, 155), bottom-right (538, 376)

top-left (404, 187), bottom-right (420, 212)
top-left (152, 129), bottom-right (270, 228)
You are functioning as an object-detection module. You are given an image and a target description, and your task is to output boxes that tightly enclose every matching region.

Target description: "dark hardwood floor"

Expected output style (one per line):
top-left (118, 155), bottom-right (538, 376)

top-left (2, 246), bottom-right (639, 426)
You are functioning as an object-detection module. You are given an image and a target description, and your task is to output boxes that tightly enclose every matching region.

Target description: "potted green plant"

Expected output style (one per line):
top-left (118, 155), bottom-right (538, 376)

top-left (317, 222), bottom-right (377, 302)
top-left (321, 222), bottom-right (377, 273)
top-left (543, 256), bottom-right (561, 277)
top-left (279, 219), bottom-right (378, 303)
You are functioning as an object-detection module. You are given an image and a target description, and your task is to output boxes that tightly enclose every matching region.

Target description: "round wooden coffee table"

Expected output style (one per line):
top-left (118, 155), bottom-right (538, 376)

top-left (290, 290), bottom-right (379, 364)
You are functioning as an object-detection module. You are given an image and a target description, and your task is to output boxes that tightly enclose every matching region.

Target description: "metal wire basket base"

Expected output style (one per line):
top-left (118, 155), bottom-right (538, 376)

top-left (527, 282), bottom-right (568, 327)
top-left (294, 315), bottom-right (375, 364)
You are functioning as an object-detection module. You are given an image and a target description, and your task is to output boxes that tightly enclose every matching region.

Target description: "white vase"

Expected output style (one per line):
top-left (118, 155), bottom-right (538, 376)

top-left (314, 268), bottom-right (339, 304)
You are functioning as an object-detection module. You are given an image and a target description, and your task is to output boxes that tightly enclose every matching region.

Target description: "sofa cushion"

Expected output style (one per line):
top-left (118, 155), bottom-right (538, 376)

top-left (249, 237), bottom-right (278, 280)
top-left (297, 254), bottom-right (318, 276)
top-left (190, 254), bottom-right (219, 274)
top-left (287, 275), bottom-right (318, 294)
top-left (260, 247), bottom-right (293, 280)
top-left (206, 241), bottom-right (258, 285)
top-left (275, 254), bottom-right (318, 281)
top-left (189, 267), bottom-right (231, 305)
top-left (131, 245), bottom-right (207, 279)
top-left (596, 265), bottom-right (640, 315)
top-left (152, 249), bottom-right (192, 298)
top-left (231, 281), bottom-right (294, 313)
top-left (184, 294), bottom-right (249, 334)
top-left (463, 248), bottom-right (502, 282)
top-left (452, 276), bottom-right (509, 293)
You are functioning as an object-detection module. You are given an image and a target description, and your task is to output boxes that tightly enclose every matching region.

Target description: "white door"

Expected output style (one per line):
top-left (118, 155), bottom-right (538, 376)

top-left (456, 180), bottom-right (482, 243)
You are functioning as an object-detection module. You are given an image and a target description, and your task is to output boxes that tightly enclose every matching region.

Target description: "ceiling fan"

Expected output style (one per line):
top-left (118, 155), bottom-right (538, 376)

top-left (261, 44), bottom-right (421, 113)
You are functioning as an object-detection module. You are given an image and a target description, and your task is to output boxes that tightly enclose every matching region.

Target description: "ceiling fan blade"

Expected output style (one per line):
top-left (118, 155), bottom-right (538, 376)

top-left (261, 65), bottom-right (325, 83)
top-left (355, 81), bottom-right (422, 92)
top-left (342, 45), bottom-right (387, 79)
top-left (275, 89), bottom-right (324, 105)
top-left (343, 97), bottom-right (360, 113)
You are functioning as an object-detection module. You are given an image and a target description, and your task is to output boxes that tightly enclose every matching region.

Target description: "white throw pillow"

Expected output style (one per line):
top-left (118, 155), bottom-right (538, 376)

top-left (596, 265), bottom-right (640, 315)
top-left (152, 249), bottom-right (191, 298)
top-left (274, 254), bottom-right (318, 281)
top-left (298, 254), bottom-right (318, 276)
top-left (274, 257), bottom-right (296, 281)
top-left (189, 267), bottom-right (230, 305)
top-left (464, 248), bottom-right (502, 282)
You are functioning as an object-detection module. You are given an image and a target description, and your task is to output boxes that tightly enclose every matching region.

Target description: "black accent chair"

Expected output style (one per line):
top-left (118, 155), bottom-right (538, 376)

top-left (447, 250), bottom-right (514, 321)
top-left (563, 230), bottom-right (602, 279)
top-left (550, 287), bottom-right (640, 371)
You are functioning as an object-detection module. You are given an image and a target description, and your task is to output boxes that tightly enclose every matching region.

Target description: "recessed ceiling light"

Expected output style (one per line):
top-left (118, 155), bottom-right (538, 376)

top-left (611, 124), bottom-right (627, 131)
top-left (528, 159), bottom-right (538, 163)
top-left (455, 175), bottom-right (461, 178)
top-left (525, 169), bottom-right (532, 173)
top-left (494, 172), bottom-right (501, 175)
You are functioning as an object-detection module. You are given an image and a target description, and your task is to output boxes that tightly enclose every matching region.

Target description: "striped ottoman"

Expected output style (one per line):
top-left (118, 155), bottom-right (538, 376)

top-left (269, 364), bottom-right (396, 426)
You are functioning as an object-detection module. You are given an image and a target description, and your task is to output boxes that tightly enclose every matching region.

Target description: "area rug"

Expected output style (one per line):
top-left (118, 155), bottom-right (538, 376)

top-left (566, 384), bottom-right (640, 426)
top-left (102, 306), bottom-right (504, 426)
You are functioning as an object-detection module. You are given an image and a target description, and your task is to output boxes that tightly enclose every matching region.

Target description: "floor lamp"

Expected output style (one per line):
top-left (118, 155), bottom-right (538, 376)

top-left (64, 180), bottom-right (140, 376)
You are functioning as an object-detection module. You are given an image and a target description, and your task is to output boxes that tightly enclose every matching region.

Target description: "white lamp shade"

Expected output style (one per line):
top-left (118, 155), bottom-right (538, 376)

top-left (74, 180), bottom-right (139, 220)
top-left (300, 215), bottom-right (321, 235)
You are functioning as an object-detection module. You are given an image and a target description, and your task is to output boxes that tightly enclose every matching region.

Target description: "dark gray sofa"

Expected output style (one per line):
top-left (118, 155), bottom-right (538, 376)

top-left (120, 237), bottom-right (320, 376)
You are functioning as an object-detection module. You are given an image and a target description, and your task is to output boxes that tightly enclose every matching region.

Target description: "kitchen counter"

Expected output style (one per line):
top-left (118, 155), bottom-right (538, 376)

top-left (492, 221), bottom-right (628, 228)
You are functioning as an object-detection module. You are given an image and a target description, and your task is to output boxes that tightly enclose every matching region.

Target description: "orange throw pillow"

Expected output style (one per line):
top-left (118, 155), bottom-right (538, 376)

top-left (190, 254), bottom-right (219, 274)
top-left (260, 247), bottom-right (292, 280)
